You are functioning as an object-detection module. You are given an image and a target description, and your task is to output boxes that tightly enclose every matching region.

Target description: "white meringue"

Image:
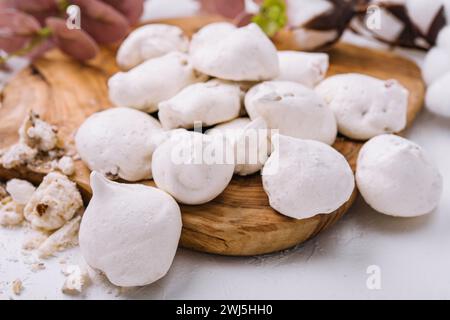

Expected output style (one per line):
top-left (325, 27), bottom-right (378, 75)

top-left (315, 73), bottom-right (409, 140)
top-left (245, 81), bottom-right (337, 145)
top-left (276, 51), bottom-right (329, 88)
top-left (117, 24), bottom-right (189, 70)
top-left (75, 107), bottom-right (163, 182)
top-left (206, 117), bottom-right (269, 176)
top-left (262, 134), bottom-right (355, 219)
top-left (356, 134), bottom-right (443, 217)
top-left (79, 172), bottom-right (182, 287)
top-left (190, 23), bottom-right (279, 81)
top-left (158, 79), bottom-right (242, 130)
top-left (152, 131), bottom-right (235, 205)
top-left (109, 52), bottom-right (205, 113)
top-left (425, 71), bottom-right (450, 118)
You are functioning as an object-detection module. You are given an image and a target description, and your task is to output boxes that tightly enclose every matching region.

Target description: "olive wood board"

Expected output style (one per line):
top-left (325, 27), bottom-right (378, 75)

top-left (0, 16), bottom-right (425, 256)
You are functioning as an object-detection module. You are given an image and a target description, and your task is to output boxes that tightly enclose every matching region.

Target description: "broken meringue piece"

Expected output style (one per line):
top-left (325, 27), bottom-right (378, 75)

top-left (158, 79), bottom-right (242, 130)
top-left (61, 264), bottom-right (90, 295)
top-left (190, 23), bottom-right (279, 81)
top-left (245, 81), bottom-right (337, 145)
top-left (0, 196), bottom-right (24, 226)
top-left (276, 51), bottom-right (329, 88)
top-left (152, 131), bottom-right (235, 205)
top-left (315, 73), bottom-right (409, 140)
top-left (19, 111), bottom-right (58, 152)
top-left (117, 24), bottom-right (189, 70)
top-left (6, 179), bottom-right (36, 205)
top-left (24, 172), bottom-right (83, 231)
top-left (109, 52), bottom-right (205, 113)
top-left (56, 156), bottom-right (75, 176)
top-left (356, 134), bottom-right (443, 217)
top-left (206, 117), bottom-right (269, 176)
top-left (0, 143), bottom-right (37, 169)
top-left (76, 107), bottom-right (163, 182)
top-left (79, 172), bottom-right (182, 287)
top-left (262, 134), bottom-right (355, 220)
top-left (38, 215), bottom-right (81, 258)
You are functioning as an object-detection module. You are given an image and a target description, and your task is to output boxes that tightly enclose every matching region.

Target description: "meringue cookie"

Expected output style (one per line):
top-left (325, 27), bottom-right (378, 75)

top-left (315, 73), bottom-right (409, 140)
top-left (109, 52), bottom-right (205, 112)
top-left (422, 47), bottom-right (450, 85)
top-left (79, 172), bottom-right (182, 287)
top-left (245, 81), bottom-right (337, 145)
top-left (276, 51), bottom-right (329, 88)
top-left (152, 131), bottom-right (235, 205)
top-left (206, 117), bottom-right (269, 176)
top-left (356, 134), bottom-right (443, 217)
top-left (262, 134), bottom-right (355, 219)
top-left (158, 79), bottom-right (242, 130)
top-left (75, 107), bottom-right (163, 182)
top-left (425, 71), bottom-right (450, 118)
top-left (117, 24), bottom-right (189, 70)
top-left (190, 23), bottom-right (279, 81)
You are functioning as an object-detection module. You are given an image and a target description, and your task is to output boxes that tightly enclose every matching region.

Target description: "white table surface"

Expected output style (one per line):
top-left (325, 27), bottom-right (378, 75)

top-left (1, 3), bottom-right (450, 300)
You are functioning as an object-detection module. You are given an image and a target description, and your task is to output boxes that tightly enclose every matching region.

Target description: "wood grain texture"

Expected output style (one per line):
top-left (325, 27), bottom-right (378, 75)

top-left (0, 17), bottom-right (425, 256)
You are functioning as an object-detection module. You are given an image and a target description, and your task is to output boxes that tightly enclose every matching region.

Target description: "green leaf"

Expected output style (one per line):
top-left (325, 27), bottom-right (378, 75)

top-left (252, 0), bottom-right (287, 37)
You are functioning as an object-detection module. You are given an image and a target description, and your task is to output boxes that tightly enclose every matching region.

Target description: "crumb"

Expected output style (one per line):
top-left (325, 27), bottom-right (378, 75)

top-left (0, 143), bottom-right (37, 169)
top-left (61, 265), bottom-right (90, 295)
top-left (37, 215), bottom-right (81, 258)
top-left (11, 279), bottom-right (23, 296)
top-left (0, 197), bottom-right (24, 226)
top-left (57, 156), bottom-right (75, 176)
top-left (30, 262), bottom-right (46, 272)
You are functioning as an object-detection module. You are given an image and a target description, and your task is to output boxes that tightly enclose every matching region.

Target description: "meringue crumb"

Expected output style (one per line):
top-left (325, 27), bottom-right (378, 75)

top-left (11, 279), bottom-right (23, 296)
top-left (61, 265), bottom-right (90, 295)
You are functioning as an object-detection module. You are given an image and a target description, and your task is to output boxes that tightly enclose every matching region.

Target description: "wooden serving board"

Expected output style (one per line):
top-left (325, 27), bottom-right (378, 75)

top-left (0, 17), bottom-right (425, 256)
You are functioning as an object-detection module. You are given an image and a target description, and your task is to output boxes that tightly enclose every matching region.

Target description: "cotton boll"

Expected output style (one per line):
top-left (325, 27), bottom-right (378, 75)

top-left (24, 172), bottom-right (83, 231)
top-left (75, 108), bottom-right (163, 182)
top-left (356, 134), bottom-right (443, 217)
top-left (6, 179), bottom-right (36, 205)
top-left (405, 0), bottom-right (444, 38)
top-left (275, 51), bottom-right (329, 88)
top-left (357, 0), bottom-right (447, 49)
top-left (422, 47), bottom-right (450, 85)
top-left (152, 131), bottom-right (235, 205)
top-left (158, 79), bottom-right (242, 130)
top-left (285, 0), bottom-right (354, 51)
top-left (425, 71), bottom-right (450, 118)
top-left (245, 81), bottom-right (337, 145)
top-left (79, 172), bottom-right (182, 287)
top-left (190, 23), bottom-right (279, 81)
top-left (262, 134), bottom-right (355, 220)
top-left (315, 73), bottom-right (409, 141)
top-left (206, 117), bottom-right (270, 176)
top-left (109, 52), bottom-right (206, 113)
top-left (117, 24), bottom-right (189, 70)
